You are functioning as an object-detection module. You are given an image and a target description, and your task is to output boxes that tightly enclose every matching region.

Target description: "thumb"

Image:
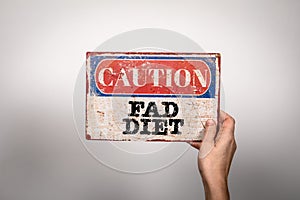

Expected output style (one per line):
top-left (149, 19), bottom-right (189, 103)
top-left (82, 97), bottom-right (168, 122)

top-left (203, 119), bottom-right (217, 142)
top-left (199, 119), bottom-right (217, 159)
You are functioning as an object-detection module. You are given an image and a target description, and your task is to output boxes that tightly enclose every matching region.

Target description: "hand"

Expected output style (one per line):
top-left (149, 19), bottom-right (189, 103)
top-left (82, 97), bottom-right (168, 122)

top-left (190, 111), bottom-right (237, 200)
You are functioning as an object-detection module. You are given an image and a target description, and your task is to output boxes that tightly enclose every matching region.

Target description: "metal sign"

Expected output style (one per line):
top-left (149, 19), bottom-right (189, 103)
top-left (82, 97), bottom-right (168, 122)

top-left (86, 52), bottom-right (220, 141)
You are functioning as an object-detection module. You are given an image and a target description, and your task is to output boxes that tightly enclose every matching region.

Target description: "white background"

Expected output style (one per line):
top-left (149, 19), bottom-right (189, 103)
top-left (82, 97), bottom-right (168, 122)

top-left (0, 0), bottom-right (299, 199)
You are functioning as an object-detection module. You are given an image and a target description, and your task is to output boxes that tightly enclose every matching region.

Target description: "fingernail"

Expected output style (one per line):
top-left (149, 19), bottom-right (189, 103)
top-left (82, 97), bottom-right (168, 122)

top-left (206, 119), bottom-right (215, 126)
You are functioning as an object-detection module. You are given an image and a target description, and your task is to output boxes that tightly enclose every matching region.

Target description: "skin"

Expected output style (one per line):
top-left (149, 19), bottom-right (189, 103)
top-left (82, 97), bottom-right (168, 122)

top-left (190, 111), bottom-right (237, 200)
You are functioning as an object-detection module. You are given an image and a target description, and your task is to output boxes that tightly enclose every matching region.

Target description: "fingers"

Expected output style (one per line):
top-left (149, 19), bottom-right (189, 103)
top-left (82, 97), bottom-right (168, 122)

top-left (219, 110), bottom-right (235, 137)
top-left (219, 110), bottom-right (230, 123)
top-left (189, 142), bottom-right (201, 149)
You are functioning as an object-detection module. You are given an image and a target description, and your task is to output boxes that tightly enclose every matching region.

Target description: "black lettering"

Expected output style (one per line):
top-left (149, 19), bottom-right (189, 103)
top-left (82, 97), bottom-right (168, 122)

top-left (162, 101), bottom-right (179, 117)
top-left (140, 119), bottom-right (151, 134)
top-left (142, 102), bottom-right (160, 117)
top-left (152, 119), bottom-right (168, 135)
top-left (122, 118), bottom-right (139, 134)
top-left (169, 119), bottom-right (184, 134)
top-left (128, 101), bottom-right (144, 117)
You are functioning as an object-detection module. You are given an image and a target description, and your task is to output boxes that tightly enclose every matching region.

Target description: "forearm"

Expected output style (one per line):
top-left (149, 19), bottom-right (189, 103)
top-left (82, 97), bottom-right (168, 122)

top-left (202, 177), bottom-right (229, 200)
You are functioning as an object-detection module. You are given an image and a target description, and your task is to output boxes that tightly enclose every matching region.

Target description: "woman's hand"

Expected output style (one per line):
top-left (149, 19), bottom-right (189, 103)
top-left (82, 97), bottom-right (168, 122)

top-left (190, 111), bottom-right (237, 200)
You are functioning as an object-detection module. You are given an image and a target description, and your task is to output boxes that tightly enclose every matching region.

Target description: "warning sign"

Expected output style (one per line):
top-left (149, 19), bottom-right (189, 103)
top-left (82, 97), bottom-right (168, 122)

top-left (86, 52), bottom-right (220, 141)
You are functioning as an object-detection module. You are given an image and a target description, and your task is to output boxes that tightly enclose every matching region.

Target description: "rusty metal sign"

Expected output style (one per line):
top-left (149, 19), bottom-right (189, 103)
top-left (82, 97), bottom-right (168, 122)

top-left (86, 52), bottom-right (220, 141)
